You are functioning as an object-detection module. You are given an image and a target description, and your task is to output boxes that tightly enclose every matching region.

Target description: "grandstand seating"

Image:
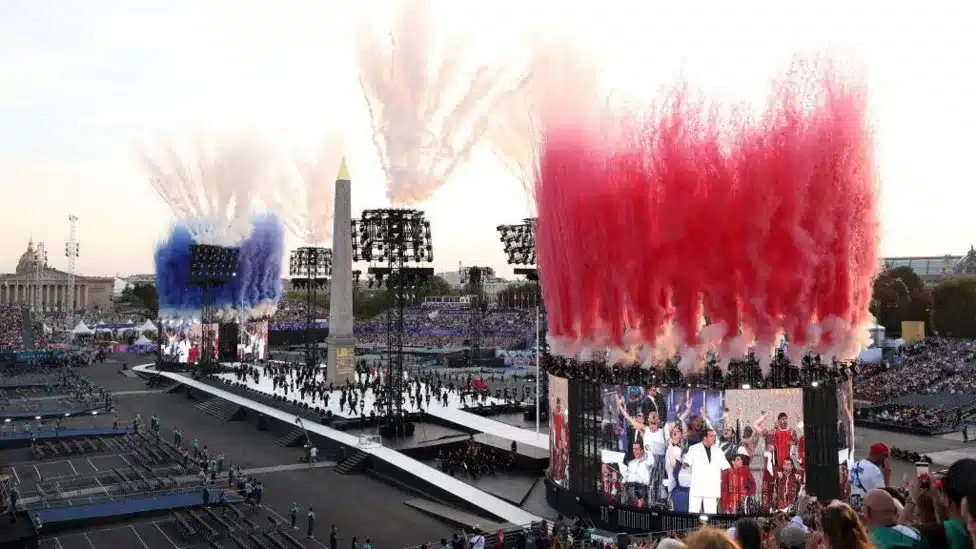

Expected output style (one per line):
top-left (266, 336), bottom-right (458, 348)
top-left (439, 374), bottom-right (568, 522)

top-left (195, 397), bottom-right (245, 421)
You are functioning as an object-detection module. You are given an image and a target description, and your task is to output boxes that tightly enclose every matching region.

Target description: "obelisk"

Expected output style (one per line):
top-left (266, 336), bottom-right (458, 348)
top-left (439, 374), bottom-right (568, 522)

top-left (327, 158), bottom-right (356, 383)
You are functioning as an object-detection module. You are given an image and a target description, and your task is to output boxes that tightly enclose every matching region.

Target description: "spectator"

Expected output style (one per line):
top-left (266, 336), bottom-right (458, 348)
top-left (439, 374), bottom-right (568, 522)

top-left (939, 459), bottom-right (976, 549)
top-left (863, 489), bottom-right (922, 549)
top-left (685, 527), bottom-right (738, 549)
top-left (733, 518), bottom-right (763, 549)
top-left (819, 502), bottom-right (873, 549)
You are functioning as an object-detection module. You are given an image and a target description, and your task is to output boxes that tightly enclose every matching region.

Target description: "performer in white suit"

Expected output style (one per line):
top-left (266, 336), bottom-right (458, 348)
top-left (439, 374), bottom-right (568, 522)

top-left (683, 428), bottom-right (730, 514)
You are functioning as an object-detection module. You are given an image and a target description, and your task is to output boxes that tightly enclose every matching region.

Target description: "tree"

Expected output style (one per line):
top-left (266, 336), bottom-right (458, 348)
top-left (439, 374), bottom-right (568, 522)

top-left (118, 283), bottom-right (158, 316)
top-left (870, 267), bottom-right (932, 337)
top-left (931, 277), bottom-right (976, 338)
top-left (417, 275), bottom-right (455, 299)
top-left (496, 281), bottom-right (541, 308)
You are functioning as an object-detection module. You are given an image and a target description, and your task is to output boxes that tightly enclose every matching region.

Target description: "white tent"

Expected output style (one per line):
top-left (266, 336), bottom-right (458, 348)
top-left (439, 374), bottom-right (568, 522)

top-left (42, 324), bottom-right (53, 335)
top-left (138, 319), bottom-right (157, 333)
top-left (132, 335), bottom-right (153, 347)
top-left (71, 322), bottom-right (94, 336)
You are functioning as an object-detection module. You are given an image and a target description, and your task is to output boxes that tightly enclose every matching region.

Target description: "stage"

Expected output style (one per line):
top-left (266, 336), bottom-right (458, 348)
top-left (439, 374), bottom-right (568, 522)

top-left (212, 368), bottom-right (507, 420)
top-left (132, 364), bottom-right (542, 526)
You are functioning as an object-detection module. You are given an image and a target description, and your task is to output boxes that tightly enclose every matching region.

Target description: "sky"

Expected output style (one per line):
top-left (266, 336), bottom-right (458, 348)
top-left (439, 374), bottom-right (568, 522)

top-left (1, 0), bottom-right (974, 280)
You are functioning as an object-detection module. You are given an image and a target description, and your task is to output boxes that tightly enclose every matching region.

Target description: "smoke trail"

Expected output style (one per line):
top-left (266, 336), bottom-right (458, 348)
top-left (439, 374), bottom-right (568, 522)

top-left (154, 214), bottom-right (285, 320)
top-left (141, 132), bottom-right (274, 246)
top-left (358, 0), bottom-right (530, 204)
top-left (262, 134), bottom-right (343, 246)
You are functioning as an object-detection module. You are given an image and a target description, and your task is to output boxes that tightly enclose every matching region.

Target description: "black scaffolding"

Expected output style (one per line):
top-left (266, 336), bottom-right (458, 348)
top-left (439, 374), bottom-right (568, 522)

top-left (188, 244), bottom-right (241, 377)
top-left (497, 218), bottom-right (546, 417)
top-left (352, 209), bottom-right (433, 438)
top-left (289, 247), bottom-right (333, 371)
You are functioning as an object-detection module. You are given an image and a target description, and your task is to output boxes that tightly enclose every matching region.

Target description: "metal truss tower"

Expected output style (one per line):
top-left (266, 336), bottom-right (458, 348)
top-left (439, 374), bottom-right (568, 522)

top-left (30, 242), bottom-right (48, 313)
top-left (65, 215), bottom-right (80, 329)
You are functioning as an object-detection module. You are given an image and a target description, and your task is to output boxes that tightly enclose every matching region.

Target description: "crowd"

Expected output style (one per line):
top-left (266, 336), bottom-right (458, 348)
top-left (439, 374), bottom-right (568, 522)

top-left (0, 304), bottom-right (27, 350)
top-left (272, 296), bottom-right (328, 325)
top-left (858, 405), bottom-right (962, 432)
top-left (531, 454), bottom-right (976, 549)
top-left (854, 339), bottom-right (976, 403)
top-left (436, 437), bottom-right (516, 478)
top-left (354, 306), bottom-right (535, 349)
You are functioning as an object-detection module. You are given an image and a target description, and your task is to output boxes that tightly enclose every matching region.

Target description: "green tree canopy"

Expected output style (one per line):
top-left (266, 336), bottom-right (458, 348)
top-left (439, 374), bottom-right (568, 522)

top-left (870, 267), bottom-right (932, 337)
top-left (931, 276), bottom-right (976, 338)
top-left (496, 281), bottom-right (541, 307)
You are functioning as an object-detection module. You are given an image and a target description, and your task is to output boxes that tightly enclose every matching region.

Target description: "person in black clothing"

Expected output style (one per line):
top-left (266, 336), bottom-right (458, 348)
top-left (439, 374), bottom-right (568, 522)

top-left (451, 532), bottom-right (465, 549)
top-left (330, 525), bottom-right (338, 549)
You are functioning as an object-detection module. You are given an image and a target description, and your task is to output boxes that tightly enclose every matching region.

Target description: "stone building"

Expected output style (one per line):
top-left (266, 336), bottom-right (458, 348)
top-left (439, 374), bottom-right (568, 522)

top-left (0, 239), bottom-right (114, 311)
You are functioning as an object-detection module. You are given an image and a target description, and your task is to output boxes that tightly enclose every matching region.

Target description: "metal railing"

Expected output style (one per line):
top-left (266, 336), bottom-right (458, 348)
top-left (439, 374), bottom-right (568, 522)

top-left (23, 480), bottom-right (208, 511)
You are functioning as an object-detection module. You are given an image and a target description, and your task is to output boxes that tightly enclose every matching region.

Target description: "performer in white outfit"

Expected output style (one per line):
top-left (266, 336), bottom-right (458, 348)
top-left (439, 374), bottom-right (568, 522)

top-left (683, 428), bottom-right (730, 514)
top-left (618, 397), bottom-right (671, 504)
top-left (623, 441), bottom-right (653, 504)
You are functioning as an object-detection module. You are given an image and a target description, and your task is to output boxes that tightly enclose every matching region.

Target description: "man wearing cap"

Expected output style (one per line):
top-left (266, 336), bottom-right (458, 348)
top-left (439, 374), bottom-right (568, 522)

top-left (850, 443), bottom-right (891, 507)
top-left (721, 449), bottom-right (756, 514)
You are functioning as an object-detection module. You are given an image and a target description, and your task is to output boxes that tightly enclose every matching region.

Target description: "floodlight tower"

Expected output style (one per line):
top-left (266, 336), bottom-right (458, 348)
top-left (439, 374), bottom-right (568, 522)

top-left (458, 266), bottom-right (494, 367)
top-left (352, 209), bottom-right (434, 438)
top-left (289, 247), bottom-right (332, 370)
top-left (65, 215), bottom-right (80, 328)
top-left (497, 218), bottom-right (547, 431)
top-left (187, 244), bottom-right (241, 375)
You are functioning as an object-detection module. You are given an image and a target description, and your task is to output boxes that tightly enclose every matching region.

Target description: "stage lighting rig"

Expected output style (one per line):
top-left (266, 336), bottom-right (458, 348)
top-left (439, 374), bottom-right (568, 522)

top-left (289, 247), bottom-right (333, 370)
top-left (352, 209), bottom-right (434, 438)
top-left (497, 217), bottom-right (547, 423)
top-left (188, 244), bottom-right (241, 374)
top-left (459, 266), bottom-right (494, 368)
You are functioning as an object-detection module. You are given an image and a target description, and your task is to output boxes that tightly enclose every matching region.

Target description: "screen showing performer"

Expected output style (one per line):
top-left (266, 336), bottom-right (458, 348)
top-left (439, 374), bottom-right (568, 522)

top-left (549, 375), bottom-right (570, 487)
top-left (161, 320), bottom-right (219, 364)
top-left (240, 320), bottom-right (269, 360)
top-left (598, 386), bottom-right (804, 516)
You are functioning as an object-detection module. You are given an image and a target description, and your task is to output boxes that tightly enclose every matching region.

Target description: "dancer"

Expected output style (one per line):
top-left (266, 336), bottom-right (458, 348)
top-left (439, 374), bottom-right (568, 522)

top-left (683, 428), bottom-right (730, 514)
top-left (774, 457), bottom-right (804, 513)
top-left (721, 449), bottom-right (757, 514)
top-left (617, 396), bottom-right (670, 506)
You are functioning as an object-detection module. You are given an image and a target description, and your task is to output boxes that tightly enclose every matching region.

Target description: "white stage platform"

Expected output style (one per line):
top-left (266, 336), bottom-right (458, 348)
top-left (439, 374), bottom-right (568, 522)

top-left (214, 369), bottom-right (506, 420)
top-left (425, 406), bottom-right (549, 451)
top-left (134, 364), bottom-right (541, 525)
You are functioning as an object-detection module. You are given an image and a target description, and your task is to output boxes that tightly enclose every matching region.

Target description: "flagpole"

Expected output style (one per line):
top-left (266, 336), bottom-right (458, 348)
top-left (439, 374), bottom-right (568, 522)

top-left (535, 303), bottom-right (541, 435)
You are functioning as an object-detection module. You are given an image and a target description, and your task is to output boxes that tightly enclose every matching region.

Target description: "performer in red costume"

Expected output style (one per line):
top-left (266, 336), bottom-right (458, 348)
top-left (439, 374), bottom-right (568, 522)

top-left (188, 343), bottom-right (200, 365)
top-left (772, 413), bottom-right (796, 466)
top-left (550, 396), bottom-right (567, 483)
top-left (774, 457), bottom-right (804, 512)
top-left (721, 450), bottom-right (757, 514)
top-left (761, 439), bottom-right (776, 513)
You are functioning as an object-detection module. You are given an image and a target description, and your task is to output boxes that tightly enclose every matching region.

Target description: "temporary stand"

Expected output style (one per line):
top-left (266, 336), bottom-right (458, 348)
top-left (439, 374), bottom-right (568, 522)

top-left (353, 209), bottom-right (433, 439)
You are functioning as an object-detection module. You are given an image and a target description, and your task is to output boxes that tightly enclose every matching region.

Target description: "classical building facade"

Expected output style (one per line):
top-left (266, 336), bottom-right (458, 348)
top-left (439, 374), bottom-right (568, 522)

top-left (0, 240), bottom-right (114, 311)
top-left (880, 247), bottom-right (976, 286)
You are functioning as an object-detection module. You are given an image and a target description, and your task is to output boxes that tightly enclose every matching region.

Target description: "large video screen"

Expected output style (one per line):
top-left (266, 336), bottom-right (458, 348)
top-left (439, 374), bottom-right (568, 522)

top-left (549, 375), bottom-right (569, 487)
top-left (161, 321), bottom-right (218, 364)
top-left (240, 320), bottom-right (269, 361)
top-left (598, 386), bottom-right (805, 515)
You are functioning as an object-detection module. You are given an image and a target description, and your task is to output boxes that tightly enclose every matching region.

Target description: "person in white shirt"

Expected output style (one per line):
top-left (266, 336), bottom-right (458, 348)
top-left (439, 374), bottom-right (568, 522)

top-left (309, 446), bottom-right (318, 465)
top-left (683, 428), bottom-right (731, 514)
top-left (849, 443), bottom-right (890, 508)
top-left (624, 441), bottom-right (653, 504)
top-left (469, 531), bottom-right (485, 549)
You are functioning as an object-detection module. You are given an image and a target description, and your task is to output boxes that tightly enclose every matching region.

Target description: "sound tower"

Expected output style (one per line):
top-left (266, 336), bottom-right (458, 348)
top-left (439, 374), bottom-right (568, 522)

top-left (568, 378), bottom-right (603, 496)
top-left (802, 381), bottom-right (840, 501)
top-left (218, 323), bottom-right (240, 362)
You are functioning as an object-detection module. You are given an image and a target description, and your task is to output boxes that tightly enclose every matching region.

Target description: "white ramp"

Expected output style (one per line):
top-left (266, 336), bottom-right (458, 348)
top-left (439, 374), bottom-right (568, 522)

top-left (425, 406), bottom-right (549, 451)
top-left (134, 364), bottom-right (541, 525)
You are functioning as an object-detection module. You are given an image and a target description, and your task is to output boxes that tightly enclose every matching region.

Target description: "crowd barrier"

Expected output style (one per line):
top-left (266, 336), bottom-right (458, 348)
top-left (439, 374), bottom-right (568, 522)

top-left (0, 350), bottom-right (88, 363)
top-left (31, 486), bottom-right (228, 525)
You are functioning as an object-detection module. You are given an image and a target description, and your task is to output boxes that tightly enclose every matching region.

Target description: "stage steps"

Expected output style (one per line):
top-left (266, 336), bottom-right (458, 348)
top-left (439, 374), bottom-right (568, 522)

top-left (334, 449), bottom-right (370, 475)
top-left (276, 428), bottom-right (306, 447)
top-left (194, 397), bottom-right (244, 422)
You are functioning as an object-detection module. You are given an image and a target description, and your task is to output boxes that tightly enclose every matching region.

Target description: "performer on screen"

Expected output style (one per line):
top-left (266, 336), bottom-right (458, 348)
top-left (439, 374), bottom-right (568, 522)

top-left (623, 438), bottom-right (652, 505)
top-left (600, 464), bottom-right (622, 502)
top-left (617, 397), bottom-right (669, 505)
top-left (718, 409), bottom-right (741, 464)
top-left (550, 396), bottom-right (567, 484)
top-left (771, 412), bottom-right (798, 466)
top-left (666, 424), bottom-right (689, 512)
top-left (773, 456), bottom-right (804, 513)
top-left (761, 438), bottom-right (776, 512)
top-left (683, 428), bottom-right (730, 514)
top-left (721, 449), bottom-right (756, 514)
